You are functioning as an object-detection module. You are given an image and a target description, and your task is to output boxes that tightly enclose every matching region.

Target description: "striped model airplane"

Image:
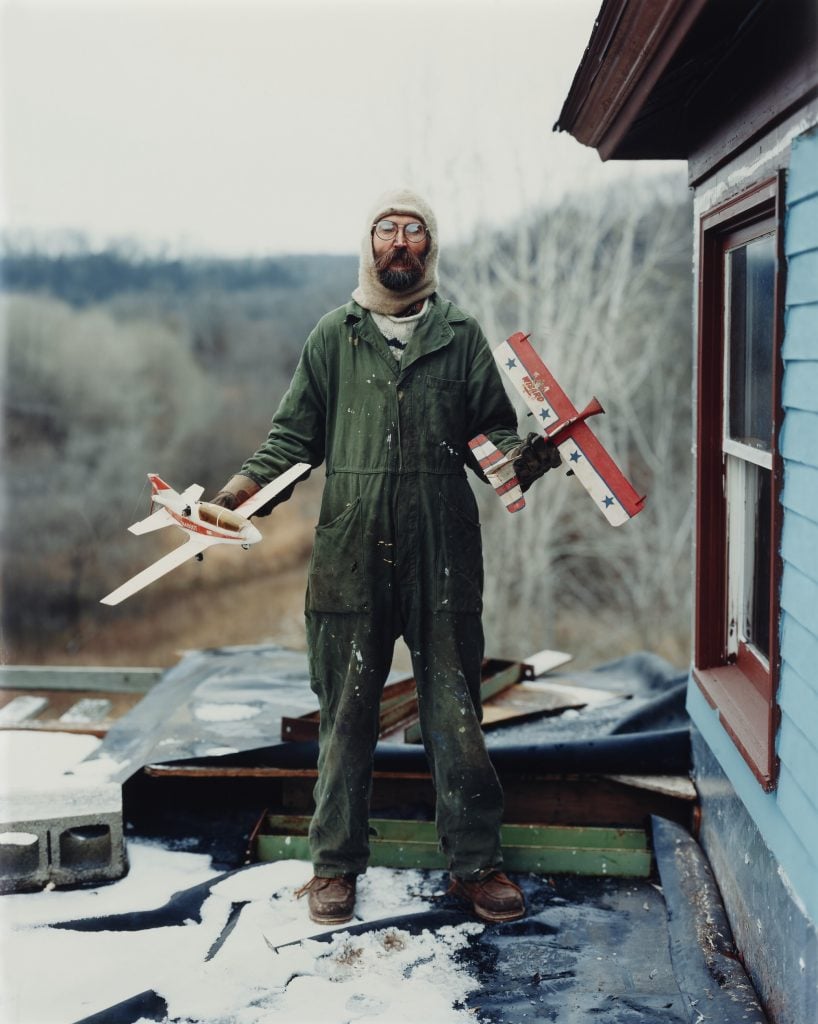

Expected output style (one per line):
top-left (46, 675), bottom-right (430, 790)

top-left (101, 463), bottom-right (310, 605)
top-left (470, 332), bottom-right (646, 526)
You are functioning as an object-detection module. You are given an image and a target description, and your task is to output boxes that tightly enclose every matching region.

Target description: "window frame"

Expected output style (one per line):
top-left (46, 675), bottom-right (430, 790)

top-left (693, 175), bottom-right (785, 791)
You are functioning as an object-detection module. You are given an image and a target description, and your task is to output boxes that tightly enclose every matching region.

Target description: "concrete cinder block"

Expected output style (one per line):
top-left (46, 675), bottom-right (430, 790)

top-left (0, 784), bottom-right (128, 892)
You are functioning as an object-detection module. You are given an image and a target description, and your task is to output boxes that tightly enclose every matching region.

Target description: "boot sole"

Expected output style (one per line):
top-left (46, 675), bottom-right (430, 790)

top-left (449, 881), bottom-right (526, 923)
top-left (308, 910), bottom-right (354, 925)
top-left (471, 904), bottom-right (527, 923)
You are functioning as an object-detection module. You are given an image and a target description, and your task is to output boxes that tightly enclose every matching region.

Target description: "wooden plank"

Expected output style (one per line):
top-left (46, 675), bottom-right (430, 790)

top-left (781, 461), bottom-right (818, 525)
top-left (0, 666), bottom-right (161, 694)
top-left (788, 129), bottom-right (818, 205)
top-left (402, 660), bottom-right (524, 742)
top-left (777, 716), bottom-right (818, 808)
top-left (406, 678), bottom-right (616, 741)
top-left (780, 563), bottom-right (818, 638)
top-left (281, 675), bottom-right (418, 742)
top-left (602, 774), bottom-right (698, 801)
top-left (780, 410), bottom-right (818, 470)
top-left (276, 773), bottom-right (695, 831)
top-left (285, 658), bottom-right (525, 744)
top-left (785, 192), bottom-right (818, 258)
top-left (146, 765), bottom-right (427, 778)
top-left (521, 649), bottom-right (572, 678)
top-left (255, 814), bottom-right (651, 877)
top-left (0, 688), bottom-right (143, 737)
top-left (781, 510), bottom-right (818, 586)
top-left (783, 360), bottom-right (818, 416)
top-left (787, 250), bottom-right (818, 307)
top-left (776, 764), bottom-right (818, 874)
top-left (782, 303), bottom-right (818, 361)
top-left (778, 659), bottom-right (818, 744)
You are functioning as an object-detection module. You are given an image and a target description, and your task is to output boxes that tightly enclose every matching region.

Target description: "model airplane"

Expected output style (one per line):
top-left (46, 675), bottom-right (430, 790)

top-left (470, 332), bottom-right (646, 526)
top-left (101, 463), bottom-right (311, 605)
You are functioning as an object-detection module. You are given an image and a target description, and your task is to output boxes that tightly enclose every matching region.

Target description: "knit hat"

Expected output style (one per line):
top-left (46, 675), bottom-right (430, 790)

top-left (351, 187), bottom-right (439, 314)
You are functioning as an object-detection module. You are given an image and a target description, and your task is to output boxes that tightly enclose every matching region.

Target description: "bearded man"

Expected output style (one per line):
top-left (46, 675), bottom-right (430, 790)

top-left (212, 188), bottom-right (559, 925)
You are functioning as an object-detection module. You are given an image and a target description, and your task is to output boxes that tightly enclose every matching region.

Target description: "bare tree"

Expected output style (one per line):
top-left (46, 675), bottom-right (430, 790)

top-left (1, 295), bottom-right (216, 649)
top-left (441, 179), bottom-right (693, 667)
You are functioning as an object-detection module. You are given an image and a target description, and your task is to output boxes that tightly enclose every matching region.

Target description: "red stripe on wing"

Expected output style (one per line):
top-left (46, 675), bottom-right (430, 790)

top-left (506, 332), bottom-right (577, 427)
top-left (496, 476), bottom-right (521, 496)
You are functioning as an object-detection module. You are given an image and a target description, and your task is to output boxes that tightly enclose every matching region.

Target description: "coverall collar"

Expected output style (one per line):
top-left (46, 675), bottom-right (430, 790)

top-left (344, 296), bottom-right (469, 378)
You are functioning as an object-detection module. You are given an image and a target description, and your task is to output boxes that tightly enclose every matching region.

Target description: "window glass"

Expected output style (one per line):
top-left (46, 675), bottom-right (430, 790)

top-left (725, 456), bottom-right (771, 663)
top-left (727, 233), bottom-right (775, 450)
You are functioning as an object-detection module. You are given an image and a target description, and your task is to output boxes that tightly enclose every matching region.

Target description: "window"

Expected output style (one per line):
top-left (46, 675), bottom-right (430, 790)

top-left (693, 178), bottom-right (784, 791)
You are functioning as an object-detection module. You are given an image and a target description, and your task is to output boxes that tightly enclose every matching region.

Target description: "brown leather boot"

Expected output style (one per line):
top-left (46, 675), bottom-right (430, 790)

top-left (295, 874), bottom-right (357, 925)
top-left (448, 870), bottom-right (526, 923)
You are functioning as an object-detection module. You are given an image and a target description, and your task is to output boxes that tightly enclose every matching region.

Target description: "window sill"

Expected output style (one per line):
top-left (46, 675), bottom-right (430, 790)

top-left (692, 665), bottom-right (778, 791)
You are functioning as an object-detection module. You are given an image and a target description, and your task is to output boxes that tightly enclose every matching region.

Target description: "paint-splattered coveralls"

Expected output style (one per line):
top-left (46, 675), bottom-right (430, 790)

top-left (241, 295), bottom-right (522, 879)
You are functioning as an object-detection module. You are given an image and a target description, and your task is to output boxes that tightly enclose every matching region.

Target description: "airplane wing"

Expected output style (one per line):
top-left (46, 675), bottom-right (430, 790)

top-left (494, 332), bottom-right (577, 434)
top-left (557, 423), bottom-right (646, 526)
top-left (128, 507), bottom-right (175, 535)
top-left (468, 434), bottom-right (526, 513)
top-left (100, 535), bottom-right (212, 606)
top-left (235, 462), bottom-right (311, 518)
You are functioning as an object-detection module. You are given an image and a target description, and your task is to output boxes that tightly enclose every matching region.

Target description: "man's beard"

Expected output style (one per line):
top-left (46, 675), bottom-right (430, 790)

top-left (374, 247), bottom-right (426, 291)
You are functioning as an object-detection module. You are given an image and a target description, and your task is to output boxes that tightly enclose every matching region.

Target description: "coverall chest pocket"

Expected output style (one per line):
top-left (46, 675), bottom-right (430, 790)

top-left (424, 375), bottom-right (467, 453)
top-left (307, 498), bottom-right (368, 613)
top-left (435, 491), bottom-right (483, 614)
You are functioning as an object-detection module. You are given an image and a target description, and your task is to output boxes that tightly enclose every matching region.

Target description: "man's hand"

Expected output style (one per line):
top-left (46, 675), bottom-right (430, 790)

top-left (209, 474), bottom-right (260, 512)
top-left (513, 433), bottom-right (561, 492)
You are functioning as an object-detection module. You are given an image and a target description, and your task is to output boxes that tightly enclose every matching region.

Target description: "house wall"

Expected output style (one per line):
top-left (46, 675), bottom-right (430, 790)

top-left (687, 118), bottom-right (818, 1024)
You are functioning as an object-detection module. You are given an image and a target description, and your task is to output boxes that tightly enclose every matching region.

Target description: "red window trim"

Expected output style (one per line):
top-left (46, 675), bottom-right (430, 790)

top-left (693, 175), bottom-right (785, 792)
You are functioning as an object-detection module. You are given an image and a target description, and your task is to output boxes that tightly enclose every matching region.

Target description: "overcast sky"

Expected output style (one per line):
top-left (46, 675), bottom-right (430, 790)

top-left (1, 0), bottom-right (681, 256)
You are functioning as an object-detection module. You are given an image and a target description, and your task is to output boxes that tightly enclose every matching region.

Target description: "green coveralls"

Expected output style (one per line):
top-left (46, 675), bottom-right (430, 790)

top-left (241, 295), bottom-right (522, 879)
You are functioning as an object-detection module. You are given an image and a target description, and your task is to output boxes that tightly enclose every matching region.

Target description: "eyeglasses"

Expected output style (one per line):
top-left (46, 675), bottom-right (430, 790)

top-left (372, 219), bottom-right (428, 243)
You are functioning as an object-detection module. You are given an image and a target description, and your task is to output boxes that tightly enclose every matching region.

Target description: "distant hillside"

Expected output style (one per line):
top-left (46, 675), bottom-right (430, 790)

top-left (0, 245), bottom-right (357, 309)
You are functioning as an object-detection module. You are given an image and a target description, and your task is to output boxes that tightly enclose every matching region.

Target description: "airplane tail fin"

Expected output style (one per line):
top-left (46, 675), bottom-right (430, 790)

top-left (148, 473), bottom-right (176, 497)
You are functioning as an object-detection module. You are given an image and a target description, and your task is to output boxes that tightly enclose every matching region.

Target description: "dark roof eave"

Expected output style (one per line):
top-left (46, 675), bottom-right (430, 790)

top-left (554, 0), bottom-right (710, 160)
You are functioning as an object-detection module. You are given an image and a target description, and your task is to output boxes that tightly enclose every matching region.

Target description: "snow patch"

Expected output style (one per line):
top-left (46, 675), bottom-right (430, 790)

top-left (0, 852), bottom-right (481, 1024)
top-left (0, 832), bottom-right (38, 846)
top-left (193, 702), bottom-right (261, 722)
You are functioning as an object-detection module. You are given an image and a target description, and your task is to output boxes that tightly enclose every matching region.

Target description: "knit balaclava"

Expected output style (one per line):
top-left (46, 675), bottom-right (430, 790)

top-left (351, 187), bottom-right (439, 315)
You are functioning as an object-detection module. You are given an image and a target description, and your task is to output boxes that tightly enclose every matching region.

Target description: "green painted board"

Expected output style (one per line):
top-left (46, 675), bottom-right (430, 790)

top-left (255, 815), bottom-right (651, 877)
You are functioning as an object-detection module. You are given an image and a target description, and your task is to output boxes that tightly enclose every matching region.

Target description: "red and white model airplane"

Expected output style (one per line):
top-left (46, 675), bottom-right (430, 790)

top-left (470, 332), bottom-right (646, 526)
top-left (101, 463), bottom-right (310, 605)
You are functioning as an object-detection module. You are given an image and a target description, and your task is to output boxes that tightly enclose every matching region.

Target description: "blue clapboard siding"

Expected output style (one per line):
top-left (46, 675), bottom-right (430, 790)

top-left (780, 461), bottom-right (818, 520)
top-left (783, 304), bottom-right (815, 359)
top-left (779, 617), bottom-right (818, 724)
top-left (775, 126), bottom-right (818, 913)
top-left (780, 562), bottom-right (818, 638)
top-left (782, 362), bottom-right (818, 412)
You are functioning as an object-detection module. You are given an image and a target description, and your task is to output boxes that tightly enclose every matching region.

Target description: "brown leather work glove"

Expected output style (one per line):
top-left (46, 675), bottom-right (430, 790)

top-left (210, 474), bottom-right (260, 512)
top-left (513, 433), bottom-right (561, 492)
